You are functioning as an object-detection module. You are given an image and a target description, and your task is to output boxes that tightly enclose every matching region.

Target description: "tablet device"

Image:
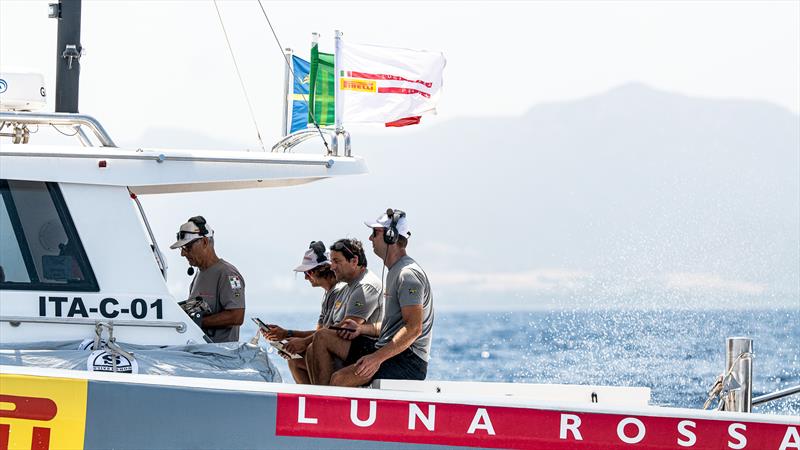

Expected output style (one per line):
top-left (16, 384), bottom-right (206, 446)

top-left (252, 317), bottom-right (271, 332)
top-left (269, 339), bottom-right (303, 360)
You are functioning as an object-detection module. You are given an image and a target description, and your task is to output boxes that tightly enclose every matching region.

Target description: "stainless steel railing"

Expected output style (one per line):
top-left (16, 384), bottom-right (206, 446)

top-left (1, 315), bottom-right (186, 332)
top-left (0, 111), bottom-right (117, 147)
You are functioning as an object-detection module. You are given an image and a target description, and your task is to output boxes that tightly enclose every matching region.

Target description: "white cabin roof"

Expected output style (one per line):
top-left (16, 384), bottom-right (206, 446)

top-left (0, 144), bottom-right (367, 194)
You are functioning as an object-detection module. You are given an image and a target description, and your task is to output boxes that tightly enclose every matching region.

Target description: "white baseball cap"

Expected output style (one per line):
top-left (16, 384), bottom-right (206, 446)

top-left (364, 209), bottom-right (411, 239)
top-left (294, 241), bottom-right (331, 272)
top-left (170, 217), bottom-right (213, 249)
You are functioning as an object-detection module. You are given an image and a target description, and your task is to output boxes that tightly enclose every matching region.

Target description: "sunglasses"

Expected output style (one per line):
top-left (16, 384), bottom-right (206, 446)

top-left (181, 238), bottom-right (202, 251)
top-left (370, 228), bottom-right (385, 238)
top-left (331, 240), bottom-right (358, 260)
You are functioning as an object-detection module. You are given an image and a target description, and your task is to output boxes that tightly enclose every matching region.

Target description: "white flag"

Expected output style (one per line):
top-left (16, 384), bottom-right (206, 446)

top-left (337, 40), bottom-right (446, 124)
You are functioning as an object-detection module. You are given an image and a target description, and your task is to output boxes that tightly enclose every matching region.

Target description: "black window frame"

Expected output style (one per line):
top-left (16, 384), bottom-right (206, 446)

top-left (0, 180), bottom-right (99, 292)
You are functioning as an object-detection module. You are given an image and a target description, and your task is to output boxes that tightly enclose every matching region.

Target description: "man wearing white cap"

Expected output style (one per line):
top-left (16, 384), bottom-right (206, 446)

top-left (170, 216), bottom-right (245, 343)
top-left (310, 209), bottom-right (433, 386)
top-left (261, 241), bottom-right (343, 384)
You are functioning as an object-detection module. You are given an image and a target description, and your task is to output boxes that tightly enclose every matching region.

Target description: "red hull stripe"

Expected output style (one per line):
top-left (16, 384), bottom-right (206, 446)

top-left (377, 87), bottom-right (430, 98)
top-left (276, 393), bottom-right (799, 450)
top-left (346, 71), bottom-right (432, 88)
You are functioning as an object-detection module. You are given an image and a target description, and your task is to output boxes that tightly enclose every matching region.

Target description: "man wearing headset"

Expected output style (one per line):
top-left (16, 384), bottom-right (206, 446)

top-left (308, 209), bottom-right (433, 386)
top-left (170, 216), bottom-right (245, 343)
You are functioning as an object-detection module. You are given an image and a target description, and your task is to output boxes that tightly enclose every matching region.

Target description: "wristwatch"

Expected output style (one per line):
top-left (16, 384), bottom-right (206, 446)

top-left (287, 330), bottom-right (293, 338)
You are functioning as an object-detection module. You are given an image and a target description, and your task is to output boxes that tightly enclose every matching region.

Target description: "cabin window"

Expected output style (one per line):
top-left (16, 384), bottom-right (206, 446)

top-left (0, 180), bottom-right (98, 291)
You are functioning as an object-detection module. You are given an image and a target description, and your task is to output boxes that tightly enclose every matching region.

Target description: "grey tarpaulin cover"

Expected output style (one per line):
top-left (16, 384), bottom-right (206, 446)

top-left (0, 340), bottom-right (282, 383)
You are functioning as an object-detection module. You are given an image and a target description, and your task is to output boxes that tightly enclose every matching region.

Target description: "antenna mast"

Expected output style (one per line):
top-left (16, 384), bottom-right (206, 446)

top-left (50, 0), bottom-right (83, 113)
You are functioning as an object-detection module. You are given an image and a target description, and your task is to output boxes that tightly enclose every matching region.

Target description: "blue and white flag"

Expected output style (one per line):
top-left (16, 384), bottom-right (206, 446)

top-left (290, 55), bottom-right (311, 133)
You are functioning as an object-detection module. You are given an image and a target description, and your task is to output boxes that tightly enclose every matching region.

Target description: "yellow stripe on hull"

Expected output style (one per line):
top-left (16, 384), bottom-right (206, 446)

top-left (0, 374), bottom-right (87, 450)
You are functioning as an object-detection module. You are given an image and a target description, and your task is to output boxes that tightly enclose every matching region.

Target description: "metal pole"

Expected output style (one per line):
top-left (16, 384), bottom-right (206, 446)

top-left (334, 30), bottom-right (343, 133)
top-left (333, 30), bottom-right (343, 156)
top-left (753, 385), bottom-right (800, 406)
top-left (281, 48), bottom-right (292, 137)
top-left (724, 337), bottom-right (753, 412)
top-left (52, 0), bottom-right (82, 113)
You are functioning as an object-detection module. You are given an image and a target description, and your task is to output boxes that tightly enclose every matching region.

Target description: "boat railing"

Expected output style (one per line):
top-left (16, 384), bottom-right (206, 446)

top-left (1, 111), bottom-right (352, 156)
top-left (702, 336), bottom-right (799, 412)
top-left (1, 315), bottom-right (186, 332)
top-left (272, 127), bottom-right (351, 156)
top-left (0, 111), bottom-right (117, 147)
top-left (753, 385), bottom-right (800, 406)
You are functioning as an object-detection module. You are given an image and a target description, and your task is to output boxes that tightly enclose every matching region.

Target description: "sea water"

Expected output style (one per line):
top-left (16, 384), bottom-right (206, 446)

top-left (243, 308), bottom-right (799, 415)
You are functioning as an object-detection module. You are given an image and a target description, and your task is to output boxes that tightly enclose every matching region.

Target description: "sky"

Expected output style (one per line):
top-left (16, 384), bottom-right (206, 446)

top-left (1, 1), bottom-right (798, 312)
top-left (1, 0), bottom-right (798, 144)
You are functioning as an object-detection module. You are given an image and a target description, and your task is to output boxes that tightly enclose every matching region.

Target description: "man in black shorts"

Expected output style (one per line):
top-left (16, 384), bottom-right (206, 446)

top-left (310, 209), bottom-right (433, 386)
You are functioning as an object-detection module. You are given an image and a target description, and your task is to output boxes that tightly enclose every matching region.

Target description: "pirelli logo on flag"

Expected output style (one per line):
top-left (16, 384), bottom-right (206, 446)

top-left (340, 78), bottom-right (377, 93)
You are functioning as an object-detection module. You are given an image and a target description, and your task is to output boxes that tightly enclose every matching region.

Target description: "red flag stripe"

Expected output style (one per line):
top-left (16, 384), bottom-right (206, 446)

top-left (346, 71), bottom-right (432, 88)
top-left (377, 87), bottom-right (431, 98)
top-left (385, 116), bottom-right (421, 127)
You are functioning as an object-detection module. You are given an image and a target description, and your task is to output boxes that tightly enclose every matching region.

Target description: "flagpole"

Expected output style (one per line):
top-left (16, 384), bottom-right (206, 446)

top-left (311, 32), bottom-right (319, 131)
top-left (281, 48), bottom-right (292, 137)
top-left (334, 30), bottom-right (343, 137)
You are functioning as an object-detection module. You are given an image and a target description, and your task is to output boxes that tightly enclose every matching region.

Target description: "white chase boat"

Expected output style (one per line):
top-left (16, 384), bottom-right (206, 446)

top-left (1, 3), bottom-right (798, 450)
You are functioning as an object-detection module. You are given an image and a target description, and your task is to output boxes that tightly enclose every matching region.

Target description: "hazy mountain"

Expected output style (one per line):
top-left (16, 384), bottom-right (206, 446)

top-left (139, 83), bottom-right (800, 311)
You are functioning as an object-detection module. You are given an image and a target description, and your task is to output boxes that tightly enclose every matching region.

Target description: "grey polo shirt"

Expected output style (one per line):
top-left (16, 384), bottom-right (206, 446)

top-left (332, 269), bottom-right (383, 325)
top-left (188, 259), bottom-right (245, 343)
top-left (318, 283), bottom-right (345, 328)
top-left (376, 255), bottom-right (433, 362)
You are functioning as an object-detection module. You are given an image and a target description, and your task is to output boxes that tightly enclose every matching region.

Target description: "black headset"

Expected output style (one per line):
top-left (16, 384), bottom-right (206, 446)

top-left (188, 216), bottom-right (209, 236)
top-left (309, 241), bottom-right (327, 263)
top-left (383, 208), bottom-right (406, 245)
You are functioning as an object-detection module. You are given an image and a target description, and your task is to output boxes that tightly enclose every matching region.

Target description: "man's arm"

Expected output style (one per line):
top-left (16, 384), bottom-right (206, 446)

top-left (263, 325), bottom-right (315, 340)
top-left (207, 268), bottom-right (246, 329)
top-left (354, 305), bottom-right (423, 378)
top-left (336, 318), bottom-right (379, 339)
top-left (202, 308), bottom-right (244, 328)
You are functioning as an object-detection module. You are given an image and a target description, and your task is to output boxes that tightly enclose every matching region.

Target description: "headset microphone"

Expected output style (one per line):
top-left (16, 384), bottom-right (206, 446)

top-left (187, 267), bottom-right (195, 276)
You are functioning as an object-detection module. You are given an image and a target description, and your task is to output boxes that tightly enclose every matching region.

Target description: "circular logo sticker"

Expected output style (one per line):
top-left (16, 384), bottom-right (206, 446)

top-left (0, 79), bottom-right (7, 94)
top-left (87, 349), bottom-right (139, 374)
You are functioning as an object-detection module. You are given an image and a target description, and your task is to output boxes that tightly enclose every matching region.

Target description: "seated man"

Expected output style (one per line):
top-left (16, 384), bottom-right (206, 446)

top-left (305, 238), bottom-right (383, 385)
top-left (262, 241), bottom-right (343, 384)
top-left (308, 210), bottom-right (433, 386)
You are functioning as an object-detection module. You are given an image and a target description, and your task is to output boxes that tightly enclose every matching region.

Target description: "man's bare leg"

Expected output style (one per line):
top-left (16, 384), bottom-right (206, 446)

top-left (304, 343), bottom-right (317, 384)
top-left (308, 329), bottom-right (352, 385)
top-left (288, 358), bottom-right (311, 384)
top-left (330, 364), bottom-right (372, 387)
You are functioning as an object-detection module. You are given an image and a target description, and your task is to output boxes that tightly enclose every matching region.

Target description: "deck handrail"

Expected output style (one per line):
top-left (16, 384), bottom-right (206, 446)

top-left (0, 111), bottom-right (117, 147)
top-left (1, 315), bottom-right (186, 332)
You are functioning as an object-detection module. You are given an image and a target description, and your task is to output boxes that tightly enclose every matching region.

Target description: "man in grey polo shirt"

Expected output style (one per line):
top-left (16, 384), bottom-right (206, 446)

top-left (323, 209), bottom-right (433, 386)
top-left (170, 216), bottom-right (245, 343)
top-left (305, 238), bottom-right (383, 385)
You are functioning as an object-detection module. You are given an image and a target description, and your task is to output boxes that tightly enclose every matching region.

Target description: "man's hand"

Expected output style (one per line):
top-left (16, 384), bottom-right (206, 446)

top-left (284, 336), bottom-right (310, 354)
top-left (263, 324), bottom-right (287, 341)
top-left (354, 353), bottom-right (384, 379)
top-left (333, 319), bottom-right (361, 340)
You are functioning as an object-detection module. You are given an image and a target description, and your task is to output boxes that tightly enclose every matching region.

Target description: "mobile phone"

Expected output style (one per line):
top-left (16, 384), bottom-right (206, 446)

top-left (329, 325), bottom-right (357, 332)
top-left (252, 317), bottom-right (272, 332)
